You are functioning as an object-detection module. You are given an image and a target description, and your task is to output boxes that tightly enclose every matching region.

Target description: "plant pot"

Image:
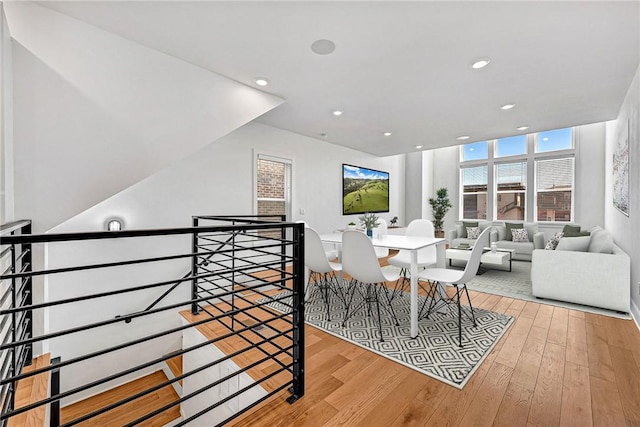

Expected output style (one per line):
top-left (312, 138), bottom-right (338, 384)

top-left (434, 230), bottom-right (445, 238)
top-left (366, 228), bottom-right (373, 238)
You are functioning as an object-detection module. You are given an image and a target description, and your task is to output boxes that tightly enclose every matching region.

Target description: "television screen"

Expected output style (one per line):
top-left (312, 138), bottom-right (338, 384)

top-left (342, 164), bottom-right (390, 215)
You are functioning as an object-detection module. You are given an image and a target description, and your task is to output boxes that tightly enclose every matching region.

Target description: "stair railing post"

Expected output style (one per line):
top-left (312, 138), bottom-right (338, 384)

top-left (9, 240), bottom-right (16, 413)
top-left (49, 357), bottom-right (61, 427)
top-left (191, 217), bottom-right (199, 315)
top-left (22, 222), bottom-right (33, 363)
top-left (286, 222), bottom-right (305, 403)
top-left (280, 215), bottom-right (286, 285)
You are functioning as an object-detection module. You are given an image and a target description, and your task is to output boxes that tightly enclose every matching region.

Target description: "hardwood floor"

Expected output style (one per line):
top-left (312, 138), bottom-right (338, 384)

top-left (227, 290), bottom-right (640, 426)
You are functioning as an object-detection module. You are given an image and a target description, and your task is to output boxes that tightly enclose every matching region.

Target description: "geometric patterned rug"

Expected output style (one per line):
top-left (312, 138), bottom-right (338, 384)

top-left (259, 287), bottom-right (513, 389)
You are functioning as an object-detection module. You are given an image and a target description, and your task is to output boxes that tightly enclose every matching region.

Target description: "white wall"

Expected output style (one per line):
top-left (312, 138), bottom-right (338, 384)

top-left (51, 122), bottom-right (405, 234)
top-left (404, 151), bottom-right (422, 224)
top-left (605, 66), bottom-right (640, 323)
top-left (6, 2), bottom-right (282, 234)
top-left (574, 123), bottom-right (607, 229)
top-left (0, 4), bottom-right (14, 224)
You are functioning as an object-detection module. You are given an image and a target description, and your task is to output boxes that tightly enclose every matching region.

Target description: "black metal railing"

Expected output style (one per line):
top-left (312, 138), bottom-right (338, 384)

top-left (0, 220), bottom-right (33, 426)
top-left (0, 216), bottom-right (305, 426)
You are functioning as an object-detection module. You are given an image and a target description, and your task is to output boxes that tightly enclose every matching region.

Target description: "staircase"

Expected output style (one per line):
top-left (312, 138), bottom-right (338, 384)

top-left (1, 217), bottom-right (305, 426)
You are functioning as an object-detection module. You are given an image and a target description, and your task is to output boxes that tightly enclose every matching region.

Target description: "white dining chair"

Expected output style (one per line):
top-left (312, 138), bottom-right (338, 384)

top-left (341, 230), bottom-right (400, 342)
top-left (387, 219), bottom-right (438, 298)
top-left (296, 220), bottom-right (338, 260)
top-left (303, 227), bottom-right (344, 320)
top-left (373, 218), bottom-right (389, 259)
top-left (417, 226), bottom-right (490, 347)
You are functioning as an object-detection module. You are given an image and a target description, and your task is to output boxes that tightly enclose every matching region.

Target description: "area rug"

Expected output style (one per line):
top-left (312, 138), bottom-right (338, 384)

top-left (383, 262), bottom-right (630, 319)
top-left (258, 288), bottom-right (513, 389)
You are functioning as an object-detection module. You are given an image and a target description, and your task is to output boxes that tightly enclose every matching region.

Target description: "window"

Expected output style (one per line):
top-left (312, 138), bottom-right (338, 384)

top-left (461, 166), bottom-right (488, 219)
top-left (461, 141), bottom-right (488, 162)
top-left (256, 155), bottom-right (292, 237)
top-left (536, 128), bottom-right (573, 153)
top-left (458, 127), bottom-right (575, 222)
top-left (535, 157), bottom-right (574, 222)
top-left (495, 135), bottom-right (526, 158)
top-left (495, 162), bottom-right (526, 220)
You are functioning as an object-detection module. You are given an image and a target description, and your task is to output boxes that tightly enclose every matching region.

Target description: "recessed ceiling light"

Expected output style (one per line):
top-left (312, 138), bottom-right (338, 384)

top-left (471, 57), bottom-right (491, 69)
top-left (500, 103), bottom-right (516, 110)
top-left (320, 133), bottom-right (328, 138)
top-left (383, 132), bottom-right (392, 136)
top-left (415, 145), bottom-right (423, 149)
top-left (311, 39), bottom-right (336, 55)
top-left (332, 110), bottom-right (343, 116)
top-left (255, 78), bottom-right (269, 86)
top-left (516, 126), bottom-right (529, 131)
top-left (457, 135), bottom-right (470, 141)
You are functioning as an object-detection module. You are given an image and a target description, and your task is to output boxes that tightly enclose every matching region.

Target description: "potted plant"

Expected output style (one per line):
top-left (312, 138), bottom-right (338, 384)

top-left (358, 213), bottom-right (380, 238)
top-left (347, 221), bottom-right (357, 230)
top-left (428, 187), bottom-right (452, 238)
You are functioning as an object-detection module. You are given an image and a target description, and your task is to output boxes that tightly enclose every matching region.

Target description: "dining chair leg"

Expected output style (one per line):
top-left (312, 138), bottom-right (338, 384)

top-left (390, 268), bottom-right (409, 301)
top-left (463, 284), bottom-right (477, 327)
top-left (380, 285), bottom-right (400, 326)
top-left (455, 284), bottom-right (463, 347)
top-left (374, 286), bottom-right (384, 342)
top-left (418, 280), bottom-right (441, 319)
top-left (321, 273), bottom-right (332, 320)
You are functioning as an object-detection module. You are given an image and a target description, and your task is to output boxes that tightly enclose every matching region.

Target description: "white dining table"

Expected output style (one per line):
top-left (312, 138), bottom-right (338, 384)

top-left (319, 232), bottom-right (447, 338)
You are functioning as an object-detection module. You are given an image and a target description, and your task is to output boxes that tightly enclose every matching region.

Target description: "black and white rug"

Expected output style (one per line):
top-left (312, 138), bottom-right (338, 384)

top-left (259, 287), bottom-right (513, 389)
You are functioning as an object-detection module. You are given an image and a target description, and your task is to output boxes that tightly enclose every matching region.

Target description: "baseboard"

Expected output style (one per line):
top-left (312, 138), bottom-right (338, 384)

top-left (631, 298), bottom-right (640, 331)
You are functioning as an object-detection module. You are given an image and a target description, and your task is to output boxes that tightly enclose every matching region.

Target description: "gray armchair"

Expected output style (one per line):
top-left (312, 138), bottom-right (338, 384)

top-left (448, 221), bottom-right (493, 248)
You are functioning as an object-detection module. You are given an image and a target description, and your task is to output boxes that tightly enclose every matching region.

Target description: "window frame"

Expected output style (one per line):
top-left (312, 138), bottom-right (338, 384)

top-left (458, 127), bottom-right (576, 223)
top-left (460, 164), bottom-right (489, 220)
top-left (494, 160), bottom-right (527, 221)
top-left (533, 155), bottom-right (575, 223)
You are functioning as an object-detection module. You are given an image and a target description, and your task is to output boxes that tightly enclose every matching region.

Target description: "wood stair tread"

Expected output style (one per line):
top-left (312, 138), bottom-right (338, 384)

top-left (60, 370), bottom-right (181, 427)
top-left (9, 353), bottom-right (51, 427)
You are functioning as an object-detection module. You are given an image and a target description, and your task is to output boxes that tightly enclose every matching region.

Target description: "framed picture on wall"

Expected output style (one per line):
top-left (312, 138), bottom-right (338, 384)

top-left (613, 119), bottom-right (629, 216)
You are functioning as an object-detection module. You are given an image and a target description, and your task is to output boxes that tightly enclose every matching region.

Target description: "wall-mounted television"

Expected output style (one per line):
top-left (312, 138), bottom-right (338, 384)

top-left (342, 163), bottom-right (390, 215)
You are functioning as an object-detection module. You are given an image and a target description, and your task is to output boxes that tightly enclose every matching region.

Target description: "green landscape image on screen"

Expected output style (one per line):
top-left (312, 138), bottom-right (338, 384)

top-left (343, 164), bottom-right (389, 214)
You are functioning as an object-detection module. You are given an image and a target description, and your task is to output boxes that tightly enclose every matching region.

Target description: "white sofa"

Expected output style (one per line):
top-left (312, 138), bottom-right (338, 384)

top-left (491, 222), bottom-right (546, 261)
top-left (531, 227), bottom-right (630, 313)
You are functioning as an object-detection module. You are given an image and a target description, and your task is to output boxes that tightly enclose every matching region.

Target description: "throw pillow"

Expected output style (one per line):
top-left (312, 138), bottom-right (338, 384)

top-left (562, 224), bottom-right (590, 237)
top-left (466, 226), bottom-right (481, 239)
top-left (588, 227), bottom-right (614, 254)
top-left (505, 222), bottom-right (523, 241)
top-left (544, 232), bottom-right (564, 250)
top-left (511, 228), bottom-right (529, 243)
top-left (556, 235), bottom-right (591, 252)
top-left (460, 221), bottom-right (478, 238)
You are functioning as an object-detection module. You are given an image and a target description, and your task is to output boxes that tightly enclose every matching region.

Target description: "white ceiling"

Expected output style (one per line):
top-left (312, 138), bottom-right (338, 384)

top-left (37, 1), bottom-right (640, 156)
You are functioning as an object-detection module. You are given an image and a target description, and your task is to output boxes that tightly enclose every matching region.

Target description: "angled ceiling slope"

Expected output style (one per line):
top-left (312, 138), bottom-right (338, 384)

top-left (39, 1), bottom-right (640, 156)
